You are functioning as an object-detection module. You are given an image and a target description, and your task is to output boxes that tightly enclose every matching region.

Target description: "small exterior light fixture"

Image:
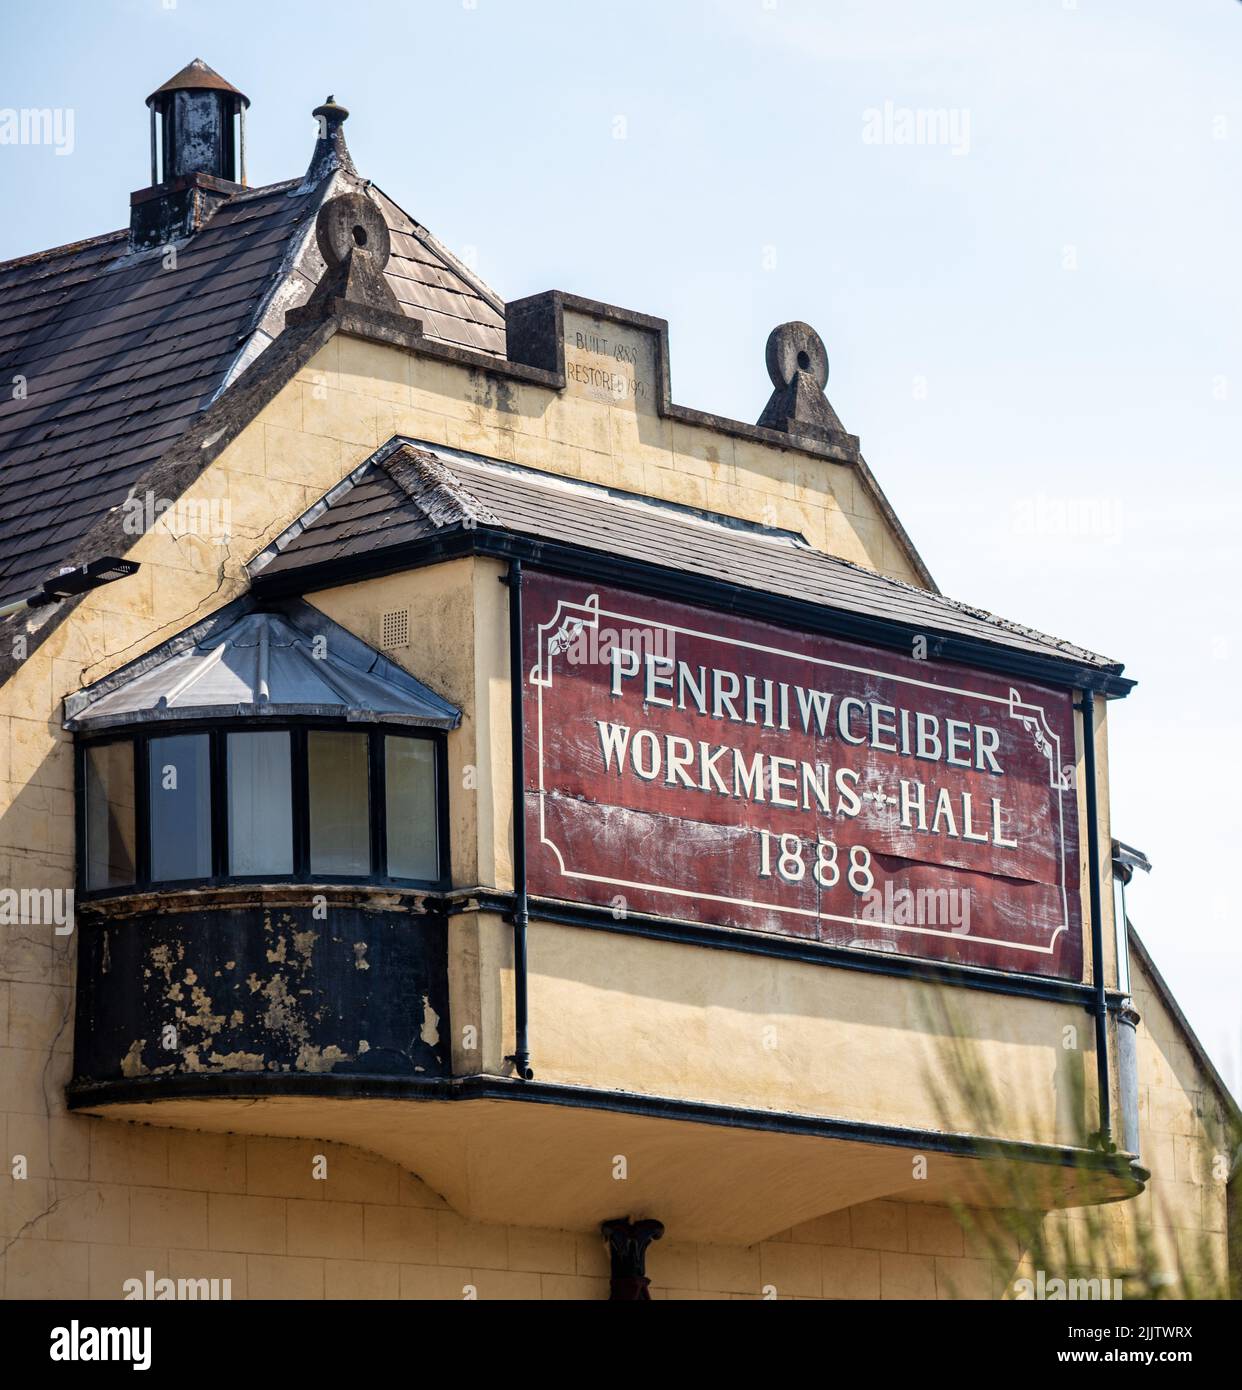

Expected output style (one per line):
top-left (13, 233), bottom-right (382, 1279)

top-left (0, 557), bottom-right (139, 621)
top-left (1111, 839), bottom-right (1153, 885)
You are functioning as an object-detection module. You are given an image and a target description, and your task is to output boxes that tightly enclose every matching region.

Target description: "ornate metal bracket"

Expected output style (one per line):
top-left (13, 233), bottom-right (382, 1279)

top-left (601, 1217), bottom-right (665, 1300)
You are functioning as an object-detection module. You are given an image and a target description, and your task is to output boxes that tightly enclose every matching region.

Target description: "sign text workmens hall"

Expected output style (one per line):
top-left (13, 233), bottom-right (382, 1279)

top-left (524, 573), bottom-right (1083, 980)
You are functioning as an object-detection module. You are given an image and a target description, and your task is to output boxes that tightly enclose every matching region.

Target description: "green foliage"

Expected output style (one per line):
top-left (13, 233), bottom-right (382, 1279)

top-left (922, 991), bottom-right (1238, 1301)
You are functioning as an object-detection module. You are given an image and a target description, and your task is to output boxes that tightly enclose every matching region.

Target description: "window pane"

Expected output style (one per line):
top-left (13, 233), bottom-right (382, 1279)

top-left (228, 732), bottom-right (292, 875)
top-left (84, 741), bottom-right (136, 890)
top-left (149, 734), bottom-right (211, 881)
top-left (385, 737), bottom-right (438, 880)
top-left (309, 731), bottom-right (370, 875)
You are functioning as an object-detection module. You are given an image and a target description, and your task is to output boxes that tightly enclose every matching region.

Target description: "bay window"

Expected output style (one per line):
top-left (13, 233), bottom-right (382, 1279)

top-left (308, 731), bottom-right (370, 876)
top-left (83, 740), bottom-right (137, 891)
top-left (385, 735), bottom-right (439, 881)
top-left (77, 723), bottom-right (445, 895)
top-left (149, 733), bottom-right (212, 881)
top-left (228, 730), bottom-right (294, 876)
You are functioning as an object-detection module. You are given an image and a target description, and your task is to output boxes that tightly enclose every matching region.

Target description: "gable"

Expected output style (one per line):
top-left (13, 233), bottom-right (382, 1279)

top-left (253, 438), bottom-right (1127, 686)
top-left (0, 179), bottom-right (321, 607)
top-left (0, 162), bottom-right (505, 611)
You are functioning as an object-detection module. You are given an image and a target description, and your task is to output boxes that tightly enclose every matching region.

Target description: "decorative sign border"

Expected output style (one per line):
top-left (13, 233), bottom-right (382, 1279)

top-left (528, 588), bottom-right (1078, 960)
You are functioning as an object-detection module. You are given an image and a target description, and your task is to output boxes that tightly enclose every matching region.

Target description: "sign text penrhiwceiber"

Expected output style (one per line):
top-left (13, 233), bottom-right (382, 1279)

top-left (523, 573), bottom-right (1083, 980)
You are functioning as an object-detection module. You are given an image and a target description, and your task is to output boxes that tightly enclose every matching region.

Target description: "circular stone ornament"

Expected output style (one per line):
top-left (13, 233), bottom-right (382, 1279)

top-left (316, 192), bottom-right (391, 270)
top-left (765, 321), bottom-right (829, 391)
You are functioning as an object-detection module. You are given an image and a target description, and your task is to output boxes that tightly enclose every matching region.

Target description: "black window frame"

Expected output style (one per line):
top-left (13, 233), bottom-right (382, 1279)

top-left (146, 729), bottom-right (214, 884)
top-left (74, 718), bottom-right (450, 901)
top-left (80, 734), bottom-right (141, 893)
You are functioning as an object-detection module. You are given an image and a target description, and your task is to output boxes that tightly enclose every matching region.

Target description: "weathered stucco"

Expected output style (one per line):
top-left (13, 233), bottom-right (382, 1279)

top-left (0, 323), bottom-right (1231, 1298)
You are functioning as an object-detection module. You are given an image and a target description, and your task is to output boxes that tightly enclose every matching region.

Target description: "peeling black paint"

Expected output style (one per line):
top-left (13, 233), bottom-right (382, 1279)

top-left (72, 900), bottom-right (449, 1085)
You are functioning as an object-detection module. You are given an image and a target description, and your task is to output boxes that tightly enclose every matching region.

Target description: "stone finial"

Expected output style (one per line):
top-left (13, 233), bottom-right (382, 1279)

top-left (306, 92), bottom-right (356, 181)
top-left (312, 94), bottom-right (350, 129)
top-left (316, 190), bottom-right (390, 271)
top-left (307, 191), bottom-right (400, 315)
top-left (756, 321), bottom-right (847, 440)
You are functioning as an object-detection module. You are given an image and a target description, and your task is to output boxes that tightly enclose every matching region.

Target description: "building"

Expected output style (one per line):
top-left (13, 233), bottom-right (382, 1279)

top-left (0, 61), bottom-right (1236, 1302)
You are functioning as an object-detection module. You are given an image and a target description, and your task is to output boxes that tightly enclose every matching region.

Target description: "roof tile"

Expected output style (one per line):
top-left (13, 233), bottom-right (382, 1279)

top-left (0, 164), bottom-right (508, 605)
top-left (255, 442), bottom-right (1123, 674)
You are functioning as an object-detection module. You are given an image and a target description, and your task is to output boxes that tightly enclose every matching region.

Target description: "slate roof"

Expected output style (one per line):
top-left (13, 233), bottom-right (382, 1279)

top-left (0, 149), bottom-right (504, 607)
top-left (252, 441), bottom-right (1126, 675)
top-left (370, 185), bottom-right (505, 357)
top-left (63, 600), bottom-right (460, 732)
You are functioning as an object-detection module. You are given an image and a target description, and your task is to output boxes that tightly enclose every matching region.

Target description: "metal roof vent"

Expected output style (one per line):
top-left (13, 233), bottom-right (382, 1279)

top-left (146, 58), bottom-right (249, 185)
top-left (130, 59), bottom-right (249, 250)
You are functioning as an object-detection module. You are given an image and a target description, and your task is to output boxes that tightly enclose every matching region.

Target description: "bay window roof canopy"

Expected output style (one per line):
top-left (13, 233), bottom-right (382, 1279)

top-left (63, 600), bottom-right (459, 734)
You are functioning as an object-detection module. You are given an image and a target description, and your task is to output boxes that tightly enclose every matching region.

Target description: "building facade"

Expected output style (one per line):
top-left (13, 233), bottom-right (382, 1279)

top-left (0, 63), bottom-right (1236, 1301)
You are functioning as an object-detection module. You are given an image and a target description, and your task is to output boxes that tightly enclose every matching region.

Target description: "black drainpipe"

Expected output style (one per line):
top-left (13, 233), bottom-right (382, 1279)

top-left (503, 559), bottom-right (533, 1080)
top-left (1078, 688), bottom-right (1111, 1148)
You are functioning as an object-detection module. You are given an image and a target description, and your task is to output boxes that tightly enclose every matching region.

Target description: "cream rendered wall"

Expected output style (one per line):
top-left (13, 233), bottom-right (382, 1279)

top-left (304, 559), bottom-right (517, 1081)
top-left (303, 558), bottom-right (498, 890)
top-left (0, 319), bottom-right (913, 1300)
top-left (4, 1119), bottom-right (1226, 1300)
top-left (522, 922), bottom-right (1097, 1148)
top-left (327, 327), bottom-right (917, 583)
top-left (1021, 947), bottom-right (1235, 1298)
top-left (1122, 950), bottom-right (1232, 1286)
top-left (2, 321), bottom-right (1222, 1301)
top-left (0, 1116), bottom-right (1054, 1301)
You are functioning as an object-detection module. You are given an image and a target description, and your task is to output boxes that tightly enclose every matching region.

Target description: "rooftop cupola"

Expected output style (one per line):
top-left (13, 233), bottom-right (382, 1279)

top-left (146, 58), bottom-right (249, 184)
top-left (130, 59), bottom-right (249, 250)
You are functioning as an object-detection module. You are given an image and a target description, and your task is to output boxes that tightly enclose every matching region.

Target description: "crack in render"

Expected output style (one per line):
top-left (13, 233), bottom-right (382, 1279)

top-left (81, 512), bottom-right (270, 689)
top-left (0, 958), bottom-right (77, 1269)
top-left (0, 985), bottom-right (79, 1265)
top-left (0, 1193), bottom-right (74, 1260)
top-left (79, 551), bottom-right (240, 685)
top-left (42, 986), bottom-right (75, 1174)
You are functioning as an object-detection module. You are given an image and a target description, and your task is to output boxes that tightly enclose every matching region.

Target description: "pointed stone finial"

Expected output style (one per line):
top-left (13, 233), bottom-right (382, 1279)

top-left (306, 92), bottom-right (355, 181)
top-left (756, 321), bottom-right (846, 440)
top-left (312, 94), bottom-right (350, 130)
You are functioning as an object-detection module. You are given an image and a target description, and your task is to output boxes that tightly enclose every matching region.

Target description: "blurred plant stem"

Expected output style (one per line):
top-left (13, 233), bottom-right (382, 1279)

top-left (921, 990), bottom-right (1238, 1300)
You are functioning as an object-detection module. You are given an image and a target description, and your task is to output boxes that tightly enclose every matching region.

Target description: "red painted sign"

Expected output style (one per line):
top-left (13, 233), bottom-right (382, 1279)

top-left (523, 571), bottom-right (1083, 981)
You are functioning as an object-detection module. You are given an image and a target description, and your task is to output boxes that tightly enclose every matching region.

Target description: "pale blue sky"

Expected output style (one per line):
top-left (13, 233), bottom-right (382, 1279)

top-left (2, 0), bottom-right (1239, 1092)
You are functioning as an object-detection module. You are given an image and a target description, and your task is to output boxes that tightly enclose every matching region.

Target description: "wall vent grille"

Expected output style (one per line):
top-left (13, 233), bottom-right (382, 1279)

top-left (380, 609), bottom-right (410, 650)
